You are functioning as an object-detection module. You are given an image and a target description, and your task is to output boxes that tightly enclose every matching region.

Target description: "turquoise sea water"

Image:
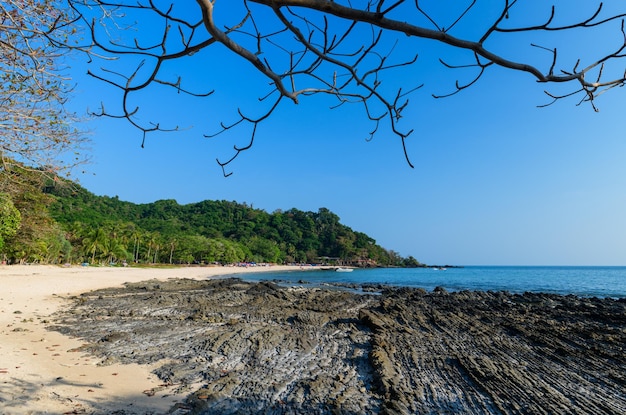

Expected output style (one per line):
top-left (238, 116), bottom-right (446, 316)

top-left (238, 266), bottom-right (626, 298)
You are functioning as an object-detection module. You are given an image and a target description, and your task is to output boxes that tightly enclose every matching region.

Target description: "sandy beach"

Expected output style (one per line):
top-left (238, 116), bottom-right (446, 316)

top-left (0, 264), bottom-right (301, 415)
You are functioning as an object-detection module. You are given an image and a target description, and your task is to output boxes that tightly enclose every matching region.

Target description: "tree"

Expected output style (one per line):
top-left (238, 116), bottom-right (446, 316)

top-left (131, 227), bottom-right (143, 262)
top-left (0, 163), bottom-right (66, 264)
top-left (82, 226), bottom-right (107, 264)
top-left (100, 236), bottom-right (129, 264)
top-left (144, 231), bottom-right (160, 263)
top-left (0, 0), bottom-right (87, 180)
top-left (245, 235), bottom-right (282, 263)
top-left (0, 193), bottom-right (21, 254)
top-left (68, 0), bottom-right (626, 175)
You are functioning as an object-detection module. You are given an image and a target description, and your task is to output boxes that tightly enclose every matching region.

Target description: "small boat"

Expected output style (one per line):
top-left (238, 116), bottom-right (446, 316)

top-left (335, 267), bottom-right (353, 272)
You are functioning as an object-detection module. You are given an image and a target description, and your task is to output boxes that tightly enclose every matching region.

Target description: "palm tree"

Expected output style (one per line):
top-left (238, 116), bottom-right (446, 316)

top-left (130, 227), bottom-right (143, 263)
top-left (120, 223), bottom-right (142, 263)
top-left (145, 232), bottom-right (161, 264)
top-left (82, 227), bottom-right (107, 264)
top-left (101, 237), bottom-right (129, 265)
top-left (168, 239), bottom-right (176, 264)
top-left (152, 241), bottom-right (160, 263)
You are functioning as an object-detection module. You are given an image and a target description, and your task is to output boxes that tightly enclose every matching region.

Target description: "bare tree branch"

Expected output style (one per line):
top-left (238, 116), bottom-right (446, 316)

top-left (1, 0), bottom-right (89, 185)
top-left (65, 0), bottom-right (626, 175)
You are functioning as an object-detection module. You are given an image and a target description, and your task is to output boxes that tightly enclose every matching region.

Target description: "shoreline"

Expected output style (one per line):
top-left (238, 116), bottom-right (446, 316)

top-left (2, 265), bottom-right (625, 414)
top-left (49, 276), bottom-right (626, 414)
top-left (0, 264), bottom-right (316, 414)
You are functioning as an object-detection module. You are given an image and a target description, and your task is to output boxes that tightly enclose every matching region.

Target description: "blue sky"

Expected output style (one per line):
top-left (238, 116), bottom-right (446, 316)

top-left (66, 2), bottom-right (626, 266)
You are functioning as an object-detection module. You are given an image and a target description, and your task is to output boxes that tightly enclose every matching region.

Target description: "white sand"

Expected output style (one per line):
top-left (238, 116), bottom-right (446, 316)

top-left (0, 264), bottom-right (307, 414)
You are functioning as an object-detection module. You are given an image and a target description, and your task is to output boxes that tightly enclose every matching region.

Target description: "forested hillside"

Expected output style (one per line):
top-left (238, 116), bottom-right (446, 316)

top-left (1, 172), bottom-right (421, 267)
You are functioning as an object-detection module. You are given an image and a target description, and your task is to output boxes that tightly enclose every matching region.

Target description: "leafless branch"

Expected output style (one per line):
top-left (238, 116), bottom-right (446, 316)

top-left (65, 0), bottom-right (626, 176)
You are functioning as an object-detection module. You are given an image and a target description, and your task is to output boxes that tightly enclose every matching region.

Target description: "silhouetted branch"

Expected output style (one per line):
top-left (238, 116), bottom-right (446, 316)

top-left (66, 0), bottom-right (626, 176)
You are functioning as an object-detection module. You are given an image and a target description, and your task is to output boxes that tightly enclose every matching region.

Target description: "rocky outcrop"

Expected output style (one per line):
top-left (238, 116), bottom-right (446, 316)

top-left (362, 288), bottom-right (626, 414)
top-left (50, 279), bottom-right (626, 414)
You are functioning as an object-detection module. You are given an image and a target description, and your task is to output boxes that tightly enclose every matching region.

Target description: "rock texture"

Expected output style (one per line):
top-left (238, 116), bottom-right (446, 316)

top-left (50, 278), bottom-right (626, 414)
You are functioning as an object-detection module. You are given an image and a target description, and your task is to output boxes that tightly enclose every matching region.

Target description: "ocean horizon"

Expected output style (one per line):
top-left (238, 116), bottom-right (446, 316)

top-left (236, 265), bottom-right (626, 298)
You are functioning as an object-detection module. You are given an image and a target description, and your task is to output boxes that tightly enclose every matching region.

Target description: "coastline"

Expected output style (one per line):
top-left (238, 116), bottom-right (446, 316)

top-left (2, 265), bottom-right (625, 414)
top-left (0, 264), bottom-right (313, 414)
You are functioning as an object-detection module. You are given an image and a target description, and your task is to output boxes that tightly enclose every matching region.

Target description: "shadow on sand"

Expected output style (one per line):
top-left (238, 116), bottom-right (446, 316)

top-left (1, 375), bottom-right (373, 415)
top-left (0, 375), bottom-right (190, 415)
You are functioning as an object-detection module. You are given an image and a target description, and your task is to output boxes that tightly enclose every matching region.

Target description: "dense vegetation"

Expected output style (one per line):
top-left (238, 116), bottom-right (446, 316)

top-left (0, 170), bottom-right (421, 267)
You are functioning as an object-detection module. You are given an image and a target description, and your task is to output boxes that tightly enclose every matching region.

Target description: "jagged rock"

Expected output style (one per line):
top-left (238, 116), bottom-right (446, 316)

top-left (50, 279), bottom-right (626, 414)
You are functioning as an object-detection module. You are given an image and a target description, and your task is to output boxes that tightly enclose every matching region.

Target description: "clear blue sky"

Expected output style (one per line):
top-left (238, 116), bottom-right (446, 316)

top-left (66, 2), bottom-right (626, 266)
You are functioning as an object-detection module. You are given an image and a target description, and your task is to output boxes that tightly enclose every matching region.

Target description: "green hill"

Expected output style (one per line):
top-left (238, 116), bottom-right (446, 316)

top-left (1, 173), bottom-right (421, 267)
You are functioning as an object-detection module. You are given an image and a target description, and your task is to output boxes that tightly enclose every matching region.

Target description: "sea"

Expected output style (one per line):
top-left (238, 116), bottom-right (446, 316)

top-left (238, 266), bottom-right (626, 298)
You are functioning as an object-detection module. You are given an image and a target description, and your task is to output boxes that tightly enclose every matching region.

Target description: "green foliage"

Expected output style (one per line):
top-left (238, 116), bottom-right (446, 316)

top-left (0, 193), bottom-right (21, 252)
top-left (45, 181), bottom-right (419, 266)
top-left (0, 163), bottom-right (71, 263)
top-left (0, 172), bottom-right (419, 266)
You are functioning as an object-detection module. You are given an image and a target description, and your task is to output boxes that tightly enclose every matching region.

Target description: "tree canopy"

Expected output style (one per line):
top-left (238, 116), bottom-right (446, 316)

top-left (0, 192), bottom-right (21, 253)
top-left (68, 0), bottom-right (626, 175)
top-left (46, 180), bottom-right (416, 266)
top-left (0, 164), bottom-right (420, 266)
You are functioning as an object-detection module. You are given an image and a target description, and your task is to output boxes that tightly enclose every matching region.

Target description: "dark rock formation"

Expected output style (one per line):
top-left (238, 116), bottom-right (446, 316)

top-left (50, 278), bottom-right (626, 414)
